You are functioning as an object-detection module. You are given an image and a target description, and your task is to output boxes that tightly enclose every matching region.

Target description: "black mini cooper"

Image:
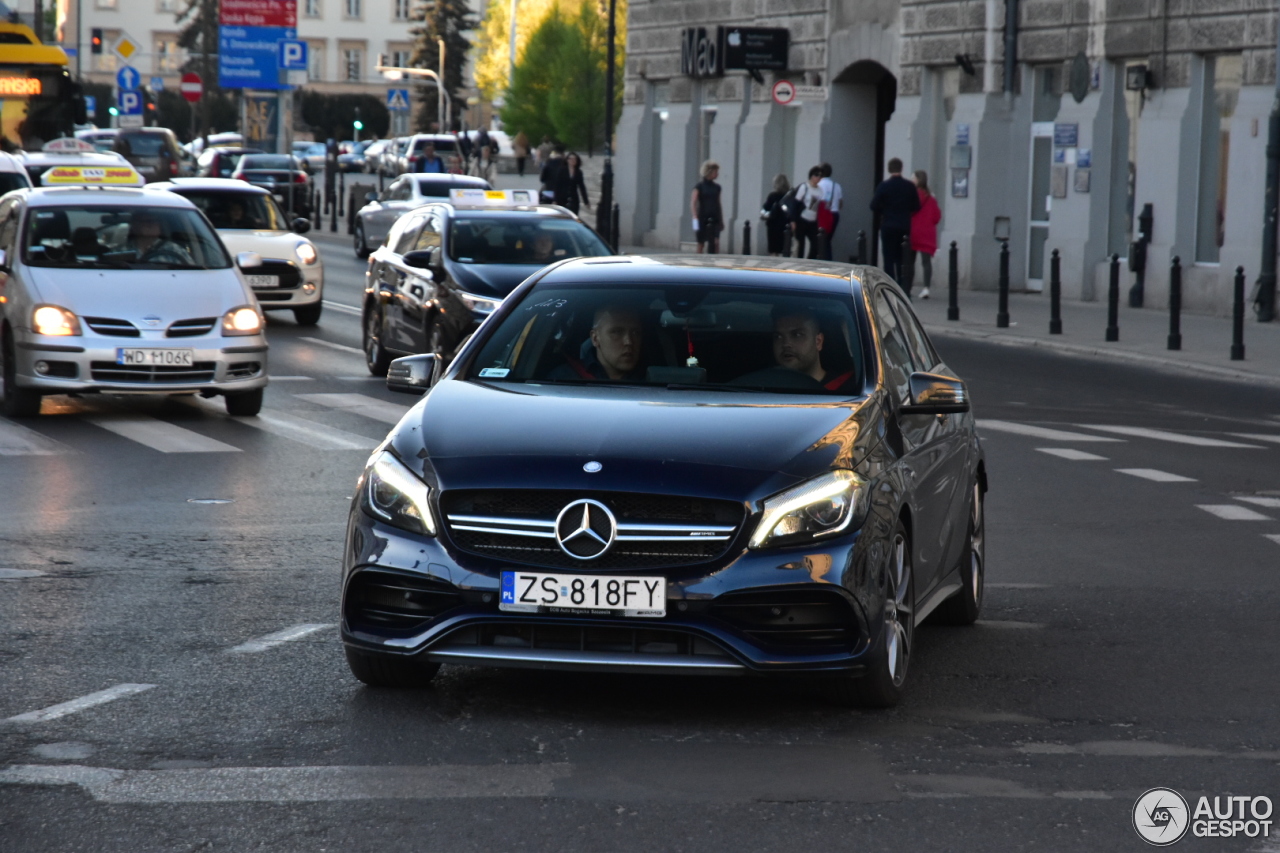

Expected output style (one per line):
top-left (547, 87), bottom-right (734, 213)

top-left (343, 256), bottom-right (986, 707)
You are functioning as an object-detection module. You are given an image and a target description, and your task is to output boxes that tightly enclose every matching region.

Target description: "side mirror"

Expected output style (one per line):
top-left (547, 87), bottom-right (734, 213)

top-left (402, 249), bottom-right (434, 269)
top-left (292, 217), bottom-right (311, 234)
top-left (387, 353), bottom-right (437, 395)
top-left (236, 251), bottom-right (263, 269)
top-left (900, 372), bottom-right (970, 414)
top-left (0, 248), bottom-right (7, 270)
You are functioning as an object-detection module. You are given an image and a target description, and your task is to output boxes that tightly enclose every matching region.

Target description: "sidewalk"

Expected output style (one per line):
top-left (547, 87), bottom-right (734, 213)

top-left (908, 287), bottom-right (1280, 387)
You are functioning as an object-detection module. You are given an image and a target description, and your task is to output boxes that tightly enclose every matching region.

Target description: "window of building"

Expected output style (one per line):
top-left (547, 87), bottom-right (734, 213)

top-left (344, 0), bottom-right (362, 18)
top-left (304, 0), bottom-right (322, 16)
top-left (1195, 54), bottom-right (1243, 264)
top-left (344, 48), bottom-right (364, 82)
top-left (390, 49), bottom-right (411, 69)
top-left (154, 35), bottom-right (181, 73)
top-left (393, 0), bottom-right (412, 20)
top-left (307, 42), bottom-right (326, 81)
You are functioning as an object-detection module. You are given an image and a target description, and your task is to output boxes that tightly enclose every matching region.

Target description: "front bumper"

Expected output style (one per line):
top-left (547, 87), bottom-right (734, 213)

top-left (341, 511), bottom-right (880, 677)
top-left (253, 261), bottom-right (323, 310)
top-left (13, 329), bottom-right (268, 394)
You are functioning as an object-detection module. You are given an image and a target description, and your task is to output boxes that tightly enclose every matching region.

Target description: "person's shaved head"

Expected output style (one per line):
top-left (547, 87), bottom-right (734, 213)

top-left (590, 306), bottom-right (643, 380)
top-left (772, 310), bottom-right (825, 382)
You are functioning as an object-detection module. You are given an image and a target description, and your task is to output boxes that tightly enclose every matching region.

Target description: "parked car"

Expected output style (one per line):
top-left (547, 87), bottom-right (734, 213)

top-left (339, 140), bottom-right (371, 172)
top-left (380, 137), bottom-right (409, 176)
top-left (74, 128), bottom-right (119, 154)
top-left (0, 151), bottom-right (33, 194)
top-left (396, 134), bottom-right (462, 174)
top-left (362, 139), bottom-right (390, 173)
top-left (195, 146), bottom-right (264, 178)
top-left (292, 141), bottom-right (327, 171)
top-left (112, 127), bottom-right (189, 183)
top-left (0, 187), bottom-right (268, 417)
top-left (155, 177), bottom-right (325, 325)
top-left (231, 154), bottom-right (313, 218)
top-left (352, 173), bottom-right (491, 259)
top-left (182, 132), bottom-right (244, 158)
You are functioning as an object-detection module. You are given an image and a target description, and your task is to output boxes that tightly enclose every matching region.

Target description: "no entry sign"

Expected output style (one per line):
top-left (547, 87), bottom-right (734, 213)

top-left (771, 79), bottom-right (795, 106)
top-left (181, 72), bottom-right (203, 103)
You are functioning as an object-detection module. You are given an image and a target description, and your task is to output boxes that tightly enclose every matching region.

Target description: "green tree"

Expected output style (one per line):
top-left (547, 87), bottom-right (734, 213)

top-left (298, 92), bottom-right (389, 141)
top-left (410, 0), bottom-right (477, 131)
top-left (499, 9), bottom-right (571, 144)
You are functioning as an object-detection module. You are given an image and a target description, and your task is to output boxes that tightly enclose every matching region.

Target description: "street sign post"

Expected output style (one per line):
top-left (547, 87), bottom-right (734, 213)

top-left (180, 72), bottom-right (203, 103)
top-left (386, 89), bottom-right (410, 111)
top-left (149, 76), bottom-right (164, 92)
top-left (84, 95), bottom-right (96, 116)
top-left (279, 39), bottom-right (307, 70)
top-left (771, 79), bottom-right (795, 106)
top-left (118, 90), bottom-right (143, 128)
top-left (112, 33), bottom-right (141, 63)
top-left (116, 66), bottom-right (140, 92)
top-left (218, 0), bottom-right (297, 90)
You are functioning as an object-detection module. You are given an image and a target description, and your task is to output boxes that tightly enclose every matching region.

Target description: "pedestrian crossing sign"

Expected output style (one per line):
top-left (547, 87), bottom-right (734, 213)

top-left (386, 88), bottom-right (410, 112)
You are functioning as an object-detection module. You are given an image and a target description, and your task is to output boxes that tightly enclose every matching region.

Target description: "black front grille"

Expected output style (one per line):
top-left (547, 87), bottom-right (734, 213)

top-left (227, 361), bottom-right (262, 379)
top-left (248, 259), bottom-right (302, 290)
top-left (710, 587), bottom-right (860, 650)
top-left (89, 361), bottom-right (217, 384)
top-left (83, 317), bottom-right (140, 337)
top-left (345, 569), bottom-right (464, 634)
top-left (436, 622), bottom-right (732, 659)
top-left (167, 317), bottom-right (217, 337)
top-left (440, 489), bottom-right (743, 570)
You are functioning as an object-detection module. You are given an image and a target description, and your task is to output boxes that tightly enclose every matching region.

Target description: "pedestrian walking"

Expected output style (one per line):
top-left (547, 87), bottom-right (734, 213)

top-left (869, 157), bottom-right (920, 287)
top-left (760, 173), bottom-right (791, 257)
top-left (791, 166), bottom-right (824, 260)
top-left (904, 169), bottom-right (942, 299)
top-left (479, 143), bottom-right (499, 185)
top-left (414, 142), bottom-right (445, 174)
top-left (457, 132), bottom-right (473, 172)
top-left (690, 160), bottom-right (724, 254)
top-left (539, 144), bottom-right (565, 204)
top-left (817, 163), bottom-right (843, 260)
top-left (561, 152), bottom-right (589, 215)
top-left (536, 135), bottom-right (553, 168)
top-left (513, 131), bottom-right (530, 177)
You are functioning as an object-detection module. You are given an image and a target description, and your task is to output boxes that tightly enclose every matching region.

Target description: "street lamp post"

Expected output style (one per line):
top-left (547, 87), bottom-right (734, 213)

top-left (595, 0), bottom-right (617, 245)
top-left (437, 38), bottom-right (446, 131)
top-left (377, 63), bottom-right (452, 131)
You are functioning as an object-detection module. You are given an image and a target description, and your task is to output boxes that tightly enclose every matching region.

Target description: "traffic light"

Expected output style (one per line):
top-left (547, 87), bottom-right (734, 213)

top-left (353, 107), bottom-right (363, 132)
top-left (91, 28), bottom-right (103, 54)
top-left (108, 106), bottom-right (118, 117)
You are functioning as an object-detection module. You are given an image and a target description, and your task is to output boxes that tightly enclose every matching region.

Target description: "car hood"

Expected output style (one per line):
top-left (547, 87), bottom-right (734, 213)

top-left (27, 266), bottom-right (251, 322)
top-left (401, 379), bottom-right (879, 503)
top-left (218, 230), bottom-right (312, 263)
top-left (447, 262), bottom-right (542, 298)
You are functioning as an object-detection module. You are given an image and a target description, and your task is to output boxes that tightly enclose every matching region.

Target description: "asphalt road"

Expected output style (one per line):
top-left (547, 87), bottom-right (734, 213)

top-left (2, 235), bottom-right (1278, 852)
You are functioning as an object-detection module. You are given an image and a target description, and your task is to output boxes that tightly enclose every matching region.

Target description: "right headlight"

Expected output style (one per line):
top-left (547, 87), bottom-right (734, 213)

top-left (748, 470), bottom-right (868, 549)
top-left (32, 305), bottom-right (82, 337)
top-left (359, 450), bottom-right (437, 536)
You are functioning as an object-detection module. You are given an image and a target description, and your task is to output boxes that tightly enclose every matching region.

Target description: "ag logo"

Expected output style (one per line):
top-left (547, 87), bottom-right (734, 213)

top-left (1134, 787), bottom-right (1190, 846)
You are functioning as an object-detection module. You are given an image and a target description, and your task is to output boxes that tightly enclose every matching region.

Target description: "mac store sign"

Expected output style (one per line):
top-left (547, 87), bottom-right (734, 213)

top-left (681, 26), bottom-right (789, 78)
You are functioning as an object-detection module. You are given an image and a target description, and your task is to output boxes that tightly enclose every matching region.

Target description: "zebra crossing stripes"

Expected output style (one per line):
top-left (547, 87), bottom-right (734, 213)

top-left (0, 418), bottom-right (70, 456)
top-left (84, 415), bottom-right (241, 454)
top-left (294, 393), bottom-right (412, 425)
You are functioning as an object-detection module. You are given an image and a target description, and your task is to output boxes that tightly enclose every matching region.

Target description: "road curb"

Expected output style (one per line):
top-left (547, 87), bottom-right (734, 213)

top-left (924, 323), bottom-right (1280, 388)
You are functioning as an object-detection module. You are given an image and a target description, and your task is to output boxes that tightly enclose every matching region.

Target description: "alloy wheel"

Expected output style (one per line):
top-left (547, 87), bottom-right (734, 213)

top-left (885, 532), bottom-right (914, 687)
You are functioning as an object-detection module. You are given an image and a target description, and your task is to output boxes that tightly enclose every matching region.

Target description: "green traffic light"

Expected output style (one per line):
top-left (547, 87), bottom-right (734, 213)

top-left (108, 107), bottom-right (119, 116)
top-left (353, 120), bottom-right (364, 130)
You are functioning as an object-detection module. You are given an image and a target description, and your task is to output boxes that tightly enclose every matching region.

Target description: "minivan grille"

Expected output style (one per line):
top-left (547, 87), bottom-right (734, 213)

top-left (166, 317), bottom-right (217, 337)
top-left (83, 317), bottom-right (140, 337)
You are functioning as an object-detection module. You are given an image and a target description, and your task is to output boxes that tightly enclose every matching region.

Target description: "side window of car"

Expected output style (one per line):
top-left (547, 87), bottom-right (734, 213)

top-left (0, 200), bottom-right (18, 255)
top-left (393, 215), bottom-right (424, 255)
top-left (887, 293), bottom-right (938, 372)
top-left (414, 213), bottom-right (441, 252)
top-left (872, 290), bottom-right (914, 403)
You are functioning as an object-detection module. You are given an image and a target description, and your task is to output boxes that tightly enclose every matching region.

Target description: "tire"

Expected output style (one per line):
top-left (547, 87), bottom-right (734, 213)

top-left (354, 222), bottom-right (370, 260)
top-left (829, 520), bottom-right (914, 708)
top-left (1, 330), bottom-right (42, 418)
top-left (293, 302), bottom-right (323, 326)
top-left (363, 304), bottom-right (392, 377)
top-left (932, 479), bottom-right (986, 626)
top-left (345, 646), bottom-right (440, 688)
top-left (224, 387), bottom-right (264, 416)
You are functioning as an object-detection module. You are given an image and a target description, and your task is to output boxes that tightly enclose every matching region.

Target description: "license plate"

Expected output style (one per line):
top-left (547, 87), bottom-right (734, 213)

top-left (116, 348), bottom-right (194, 366)
top-left (246, 274), bottom-right (279, 288)
top-left (500, 571), bottom-right (665, 618)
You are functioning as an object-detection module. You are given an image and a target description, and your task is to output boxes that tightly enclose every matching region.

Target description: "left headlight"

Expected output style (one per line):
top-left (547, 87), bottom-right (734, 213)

top-left (458, 291), bottom-right (501, 315)
top-left (359, 450), bottom-right (437, 536)
top-left (221, 305), bottom-right (263, 336)
top-left (32, 304), bottom-right (82, 336)
top-left (296, 242), bottom-right (318, 265)
top-left (749, 470), bottom-right (869, 549)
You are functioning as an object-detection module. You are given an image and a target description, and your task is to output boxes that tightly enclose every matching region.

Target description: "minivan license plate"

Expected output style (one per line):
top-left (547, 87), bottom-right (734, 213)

top-left (500, 571), bottom-right (665, 617)
top-left (116, 348), bottom-right (194, 366)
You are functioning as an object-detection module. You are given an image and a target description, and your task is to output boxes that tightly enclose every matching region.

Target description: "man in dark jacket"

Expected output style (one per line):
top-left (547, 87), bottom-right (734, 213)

top-left (869, 157), bottom-right (920, 286)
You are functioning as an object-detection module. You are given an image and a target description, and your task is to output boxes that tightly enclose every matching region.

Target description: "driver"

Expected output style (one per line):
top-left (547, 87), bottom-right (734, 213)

top-left (549, 305), bottom-right (645, 381)
top-left (772, 309), bottom-right (855, 391)
top-left (530, 233), bottom-right (557, 263)
top-left (128, 211), bottom-right (194, 265)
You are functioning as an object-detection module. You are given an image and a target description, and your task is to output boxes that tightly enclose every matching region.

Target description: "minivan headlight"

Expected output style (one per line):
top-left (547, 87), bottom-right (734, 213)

top-left (360, 450), bottom-right (437, 536)
top-left (749, 470), bottom-right (868, 549)
top-left (32, 305), bottom-right (81, 336)
top-left (221, 305), bottom-right (263, 336)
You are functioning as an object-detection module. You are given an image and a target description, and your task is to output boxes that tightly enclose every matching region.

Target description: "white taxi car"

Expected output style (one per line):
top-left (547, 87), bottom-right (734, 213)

top-left (0, 186), bottom-right (268, 417)
top-left (153, 178), bottom-right (324, 325)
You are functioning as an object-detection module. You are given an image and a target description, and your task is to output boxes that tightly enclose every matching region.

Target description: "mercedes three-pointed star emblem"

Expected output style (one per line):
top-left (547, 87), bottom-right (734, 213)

top-left (554, 498), bottom-right (617, 560)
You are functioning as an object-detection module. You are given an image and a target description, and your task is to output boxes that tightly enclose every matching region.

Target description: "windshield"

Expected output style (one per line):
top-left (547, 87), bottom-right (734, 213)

top-left (0, 171), bottom-right (30, 194)
top-left (22, 204), bottom-right (232, 270)
top-left (238, 155), bottom-right (299, 171)
top-left (467, 283), bottom-right (865, 395)
top-left (449, 216), bottom-right (610, 265)
top-left (174, 190), bottom-right (284, 230)
top-left (115, 133), bottom-right (167, 157)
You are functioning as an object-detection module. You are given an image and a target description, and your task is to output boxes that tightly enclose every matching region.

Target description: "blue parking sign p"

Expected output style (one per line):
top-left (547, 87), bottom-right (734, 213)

top-left (118, 90), bottom-right (141, 115)
top-left (279, 39), bottom-right (308, 70)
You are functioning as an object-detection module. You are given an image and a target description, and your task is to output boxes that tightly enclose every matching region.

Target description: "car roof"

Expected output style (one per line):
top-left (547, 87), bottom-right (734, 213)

top-left (410, 174), bottom-right (487, 184)
top-left (539, 254), bottom-right (863, 293)
top-left (151, 178), bottom-right (271, 195)
top-left (21, 187), bottom-right (199, 208)
top-left (435, 204), bottom-right (581, 222)
top-left (0, 151), bottom-right (26, 173)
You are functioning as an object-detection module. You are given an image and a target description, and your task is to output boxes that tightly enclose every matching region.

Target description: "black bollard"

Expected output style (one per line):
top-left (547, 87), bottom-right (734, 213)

top-left (338, 172), bottom-right (346, 218)
top-left (947, 240), bottom-right (960, 321)
top-left (743, 220), bottom-right (751, 255)
top-left (997, 240), bottom-right (1010, 328)
top-left (1049, 249), bottom-right (1062, 334)
top-left (901, 233), bottom-right (912, 295)
top-left (1168, 256), bottom-right (1183, 350)
top-left (330, 191), bottom-right (338, 233)
top-left (611, 203), bottom-right (620, 253)
top-left (856, 230), bottom-right (867, 265)
top-left (1231, 265), bottom-right (1246, 360)
top-left (1105, 253), bottom-right (1120, 342)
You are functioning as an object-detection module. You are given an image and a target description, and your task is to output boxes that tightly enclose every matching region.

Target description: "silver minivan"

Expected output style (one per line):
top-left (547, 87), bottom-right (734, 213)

top-left (0, 187), bottom-right (269, 417)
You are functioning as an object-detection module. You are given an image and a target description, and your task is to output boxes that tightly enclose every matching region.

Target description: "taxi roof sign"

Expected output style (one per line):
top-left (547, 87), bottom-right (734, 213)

top-left (43, 137), bottom-right (97, 154)
top-left (448, 188), bottom-right (540, 208)
top-left (41, 165), bottom-right (145, 188)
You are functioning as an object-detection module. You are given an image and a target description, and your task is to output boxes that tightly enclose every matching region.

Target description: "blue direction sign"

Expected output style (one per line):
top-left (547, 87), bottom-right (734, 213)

top-left (116, 65), bottom-right (140, 91)
top-left (279, 39), bottom-right (307, 70)
top-left (117, 90), bottom-right (143, 115)
top-left (84, 95), bottom-right (97, 115)
top-left (218, 25), bottom-right (295, 90)
top-left (150, 76), bottom-right (164, 91)
top-left (386, 88), bottom-right (410, 111)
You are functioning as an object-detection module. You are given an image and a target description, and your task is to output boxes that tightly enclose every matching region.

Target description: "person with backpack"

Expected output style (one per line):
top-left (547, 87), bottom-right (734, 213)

top-left (760, 174), bottom-right (791, 256)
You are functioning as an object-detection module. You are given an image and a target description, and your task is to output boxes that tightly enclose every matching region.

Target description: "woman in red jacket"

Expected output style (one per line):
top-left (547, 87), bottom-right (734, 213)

top-left (906, 170), bottom-right (942, 299)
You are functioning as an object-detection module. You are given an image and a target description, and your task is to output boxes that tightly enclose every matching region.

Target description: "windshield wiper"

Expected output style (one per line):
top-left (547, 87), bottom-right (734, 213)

top-left (523, 378), bottom-right (637, 388)
top-left (665, 383), bottom-right (831, 394)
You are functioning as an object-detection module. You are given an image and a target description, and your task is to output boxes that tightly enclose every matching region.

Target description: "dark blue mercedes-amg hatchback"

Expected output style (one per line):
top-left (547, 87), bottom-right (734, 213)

top-left (341, 255), bottom-right (986, 707)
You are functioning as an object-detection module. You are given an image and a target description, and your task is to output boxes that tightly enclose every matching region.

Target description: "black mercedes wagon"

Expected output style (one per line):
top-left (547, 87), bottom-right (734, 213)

top-left (342, 255), bottom-right (987, 707)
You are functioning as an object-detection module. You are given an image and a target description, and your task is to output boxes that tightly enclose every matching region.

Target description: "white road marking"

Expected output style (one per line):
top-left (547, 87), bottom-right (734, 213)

top-left (1019, 740), bottom-right (1219, 757)
top-left (300, 336), bottom-right (363, 355)
top-left (1036, 448), bottom-right (1108, 461)
top-left (295, 392), bottom-right (411, 425)
top-left (228, 623), bottom-right (333, 654)
top-left (1229, 433), bottom-right (1280, 444)
top-left (236, 411), bottom-right (377, 451)
top-left (84, 416), bottom-right (240, 453)
top-left (0, 417), bottom-right (71, 456)
top-left (978, 420), bottom-right (1124, 442)
top-left (1078, 424), bottom-right (1262, 448)
top-left (1115, 468), bottom-right (1196, 483)
top-left (1265, 534), bottom-right (1280, 547)
top-left (1236, 496), bottom-right (1280, 508)
top-left (5, 684), bottom-right (156, 724)
top-left (1197, 504), bottom-right (1274, 521)
top-left (267, 375), bottom-right (315, 381)
top-left (0, 568), bottom-right (45, 579)
top-left (322, 300), bottom-right (362, 316)
top-left (0, 762), bottom-right (572, 802)
top-left (976, 620), bottom-right (1046, 629)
